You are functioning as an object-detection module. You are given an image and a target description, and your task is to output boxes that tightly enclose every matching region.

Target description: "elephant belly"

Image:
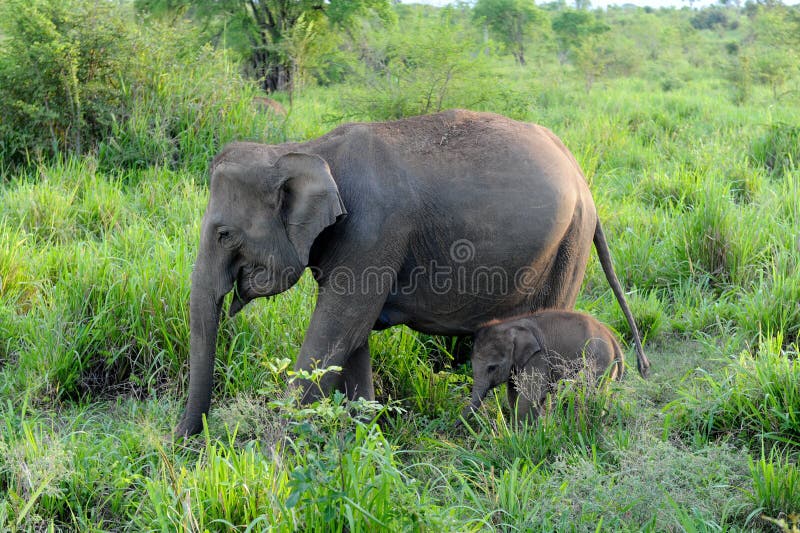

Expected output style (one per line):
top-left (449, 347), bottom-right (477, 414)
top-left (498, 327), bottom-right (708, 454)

top-left (377, 270), bottom-right (543, 336)
top-left (375, 211), bottom-right (595, 335)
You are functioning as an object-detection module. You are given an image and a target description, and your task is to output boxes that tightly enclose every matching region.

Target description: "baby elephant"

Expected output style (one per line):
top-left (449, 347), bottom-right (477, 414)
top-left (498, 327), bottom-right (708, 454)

top-left (462, 310), bottom-right (625, 425)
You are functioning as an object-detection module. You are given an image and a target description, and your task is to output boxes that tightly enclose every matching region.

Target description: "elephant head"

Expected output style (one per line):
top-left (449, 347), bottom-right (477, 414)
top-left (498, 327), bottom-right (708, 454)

top-left (175, 148), bottom-right (347, 437)
top-left (461, 322), bottom-right (543, 419)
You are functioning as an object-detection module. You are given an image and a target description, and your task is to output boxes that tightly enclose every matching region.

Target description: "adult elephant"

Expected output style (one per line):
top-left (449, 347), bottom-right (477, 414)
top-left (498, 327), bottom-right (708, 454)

top-left (175, 109), bottom-right (649, 437)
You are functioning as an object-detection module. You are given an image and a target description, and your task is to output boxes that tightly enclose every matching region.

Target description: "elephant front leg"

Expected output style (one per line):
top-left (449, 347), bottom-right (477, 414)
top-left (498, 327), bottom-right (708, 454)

top-left (341, 340), bottom-right (374, 401)
top-left (510, 357), bottom-right (549, 428)
top-left (291, 286), bottom-right (387, 404)
top-left (509, 385), bottom-right (538, 428)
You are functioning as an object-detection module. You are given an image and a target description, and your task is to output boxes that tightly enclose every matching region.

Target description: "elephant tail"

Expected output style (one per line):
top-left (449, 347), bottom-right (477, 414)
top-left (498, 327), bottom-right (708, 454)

top-left (593, 221), bottom-right (650, 378)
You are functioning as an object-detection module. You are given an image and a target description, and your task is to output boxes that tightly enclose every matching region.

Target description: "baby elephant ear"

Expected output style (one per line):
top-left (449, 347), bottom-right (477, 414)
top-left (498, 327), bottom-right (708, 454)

top-left (273, 152), bottom-right (347, 265)
top-left (510, 326), bottom-right (542, 368)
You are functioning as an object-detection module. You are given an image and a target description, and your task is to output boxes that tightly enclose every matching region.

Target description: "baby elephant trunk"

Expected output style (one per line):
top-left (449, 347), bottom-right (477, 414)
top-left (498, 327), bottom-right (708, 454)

top-left (460, 380), bottom-right (491, 421)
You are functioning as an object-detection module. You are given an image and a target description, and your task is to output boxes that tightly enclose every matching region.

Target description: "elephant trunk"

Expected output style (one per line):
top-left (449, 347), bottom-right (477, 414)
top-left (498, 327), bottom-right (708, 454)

top-left (174, 260), bottom-right (229, 437)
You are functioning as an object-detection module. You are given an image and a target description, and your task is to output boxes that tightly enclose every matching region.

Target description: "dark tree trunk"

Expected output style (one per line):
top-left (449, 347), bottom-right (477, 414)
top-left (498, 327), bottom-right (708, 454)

top-left (253, 53), bottom-right (290, 93)
top-left (246, 1), bottom-right (300, 94)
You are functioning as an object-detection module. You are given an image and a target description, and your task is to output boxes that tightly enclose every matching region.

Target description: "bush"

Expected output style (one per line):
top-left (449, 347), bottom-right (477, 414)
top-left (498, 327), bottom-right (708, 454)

top-left (140, 394), bottom-right (456, 531)
top-left (0, 224), bottom-right (40, 312)
top-left (343, 9), bottom-right (494, 120)
top-left (739, 255), bottom-right (800, 346)
top-left (611, 290), bottom-right (667, 343)
top-left (98, 39), bottom-right (278, 173)
top-left (0, 0), bottom-right (281, 173)
top-left (0, 0), bottom-right (130, 166)
top-left (678, 187), bottom-right (741, 288)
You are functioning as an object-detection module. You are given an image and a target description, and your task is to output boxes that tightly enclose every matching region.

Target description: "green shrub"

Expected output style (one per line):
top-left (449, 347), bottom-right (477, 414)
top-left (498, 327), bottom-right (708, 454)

top-left (725, 161), bottom-right (764, 205)
top-left (635, 170), bottom-right (701, 211)
top-left (690, 8), bottom-right (730, 30)
top-left (679, 189), bottom-right (735, 286)
top-left (583, 198), bottom-right (688, 296)
top-left (0, 400), bottom-right (172, 530)
top-left (370, 328), bottom-right (469, 419)
top-left (0, 412), bottom-right (75, 529)
top-left (0, 0), bottom-right (130, 166)
top-left (613, 290), bottom-right (667, 343)
top-left (739, 255), bottom-right (800, 346)
top-left (0, 162), bottom-right (195, 399)
top-left (675, 184), bottom-right (773, 290)
top-left (0, 0), bottom-right (281, 173)
top-left (343, 9), bottom-right (493, 120)
top-left (0, 223), bottom-right (40, 312)
top-left (98, 38), bottom-right (282, 173)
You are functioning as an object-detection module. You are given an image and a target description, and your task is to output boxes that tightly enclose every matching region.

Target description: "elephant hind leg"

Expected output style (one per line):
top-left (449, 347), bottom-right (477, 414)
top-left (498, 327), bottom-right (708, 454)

top-left (341, 340), bottom-right (375, 402)
top-left (539, 215), bottom-right (593, 310)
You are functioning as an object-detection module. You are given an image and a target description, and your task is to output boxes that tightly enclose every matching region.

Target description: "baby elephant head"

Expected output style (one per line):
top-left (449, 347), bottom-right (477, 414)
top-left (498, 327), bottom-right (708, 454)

top-left (461, 322), bottom-right (542, 419)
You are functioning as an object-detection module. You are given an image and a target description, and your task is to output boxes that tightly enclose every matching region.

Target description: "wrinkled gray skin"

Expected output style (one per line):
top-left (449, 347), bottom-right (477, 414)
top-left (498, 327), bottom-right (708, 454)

top-left (463, 310), bottom-right (624, 425)
top-left (175, 109), bottom-right (649, 437)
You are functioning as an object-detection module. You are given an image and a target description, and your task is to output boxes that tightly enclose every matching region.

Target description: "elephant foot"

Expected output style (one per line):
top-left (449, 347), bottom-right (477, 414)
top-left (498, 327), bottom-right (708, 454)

top-left (173, 414), bottom-right (205, 439)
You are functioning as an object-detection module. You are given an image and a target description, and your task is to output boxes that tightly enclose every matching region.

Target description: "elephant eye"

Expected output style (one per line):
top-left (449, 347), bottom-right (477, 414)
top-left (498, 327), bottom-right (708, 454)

top-left (486, 364), bottom-right (499, 374)
top-left (216, 227), bottom-right (239, 249)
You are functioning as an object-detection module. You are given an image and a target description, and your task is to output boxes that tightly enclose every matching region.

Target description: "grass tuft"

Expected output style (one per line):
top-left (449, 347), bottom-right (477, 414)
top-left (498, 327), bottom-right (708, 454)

top-left (749, 450), bottom-right (800, 523)
top-left (664, 338), bottom-right (800, 449)
top-left (750, 123), bottom-right (800, 178)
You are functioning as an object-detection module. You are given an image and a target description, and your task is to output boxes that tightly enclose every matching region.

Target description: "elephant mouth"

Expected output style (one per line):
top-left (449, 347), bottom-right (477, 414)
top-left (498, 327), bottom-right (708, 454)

top-left (229, 266), bottom-right (278, 317)
top-left (228, 290), bottom-right (248, 317)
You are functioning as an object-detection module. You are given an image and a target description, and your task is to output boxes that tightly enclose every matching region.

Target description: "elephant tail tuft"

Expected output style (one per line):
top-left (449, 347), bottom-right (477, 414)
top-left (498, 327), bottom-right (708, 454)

top-left (593, 220), bottom-right (650, 378)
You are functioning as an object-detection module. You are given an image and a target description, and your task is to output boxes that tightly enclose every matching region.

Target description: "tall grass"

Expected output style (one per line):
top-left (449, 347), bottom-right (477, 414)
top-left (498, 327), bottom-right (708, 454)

top-left (665, 338), bottom-right (800, 449)
top-left (139, 395), bottom-right (460, 531)
top-left (749, 450), bottom-right (800, 522)
top-left (750, 122), bottom-right (800, 177)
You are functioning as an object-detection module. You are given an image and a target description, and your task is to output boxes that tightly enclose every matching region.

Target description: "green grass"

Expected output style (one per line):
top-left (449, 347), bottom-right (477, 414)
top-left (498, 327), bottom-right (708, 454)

top-left (2, 4), bottom-right (800, 530)
top-left (665, 338), bottom-right (800, 449)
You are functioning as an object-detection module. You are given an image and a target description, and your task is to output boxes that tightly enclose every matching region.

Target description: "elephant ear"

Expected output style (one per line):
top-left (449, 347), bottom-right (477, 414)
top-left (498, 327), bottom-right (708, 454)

top-left (273, 152), bottom-right (347, 265)
top-left (509, 325), bottom-right (543, 371)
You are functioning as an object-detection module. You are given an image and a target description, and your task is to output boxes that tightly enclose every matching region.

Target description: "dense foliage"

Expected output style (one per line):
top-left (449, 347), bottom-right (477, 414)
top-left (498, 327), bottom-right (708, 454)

top-left (1, 0), bottom-right (799, 530)
top-left (133, 0), bottom-right (395, 93)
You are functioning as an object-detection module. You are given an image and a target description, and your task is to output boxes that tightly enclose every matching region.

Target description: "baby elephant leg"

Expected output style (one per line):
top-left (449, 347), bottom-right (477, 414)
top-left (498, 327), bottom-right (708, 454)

top-left (508, 354), bottom-right (549, 427)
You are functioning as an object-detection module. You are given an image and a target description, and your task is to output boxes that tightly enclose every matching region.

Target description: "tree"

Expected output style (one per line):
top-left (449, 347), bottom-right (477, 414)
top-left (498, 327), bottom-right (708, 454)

top-left (472, 0), bottom-right (546, 65)
top-left (551, 9), bottom-right (609, 64)
top-left (689, 7), bottom-right (729, 30)
top-left (135, 0), bottom-right (394, 93)
top-left (572, 35), bottom-right (614, 90)
top-left (347, 6), bottom-right (489, 119)
top-left (736, 3), bottom-right (800, 100)
top-left (551, 9), bottom-right (611, 89)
